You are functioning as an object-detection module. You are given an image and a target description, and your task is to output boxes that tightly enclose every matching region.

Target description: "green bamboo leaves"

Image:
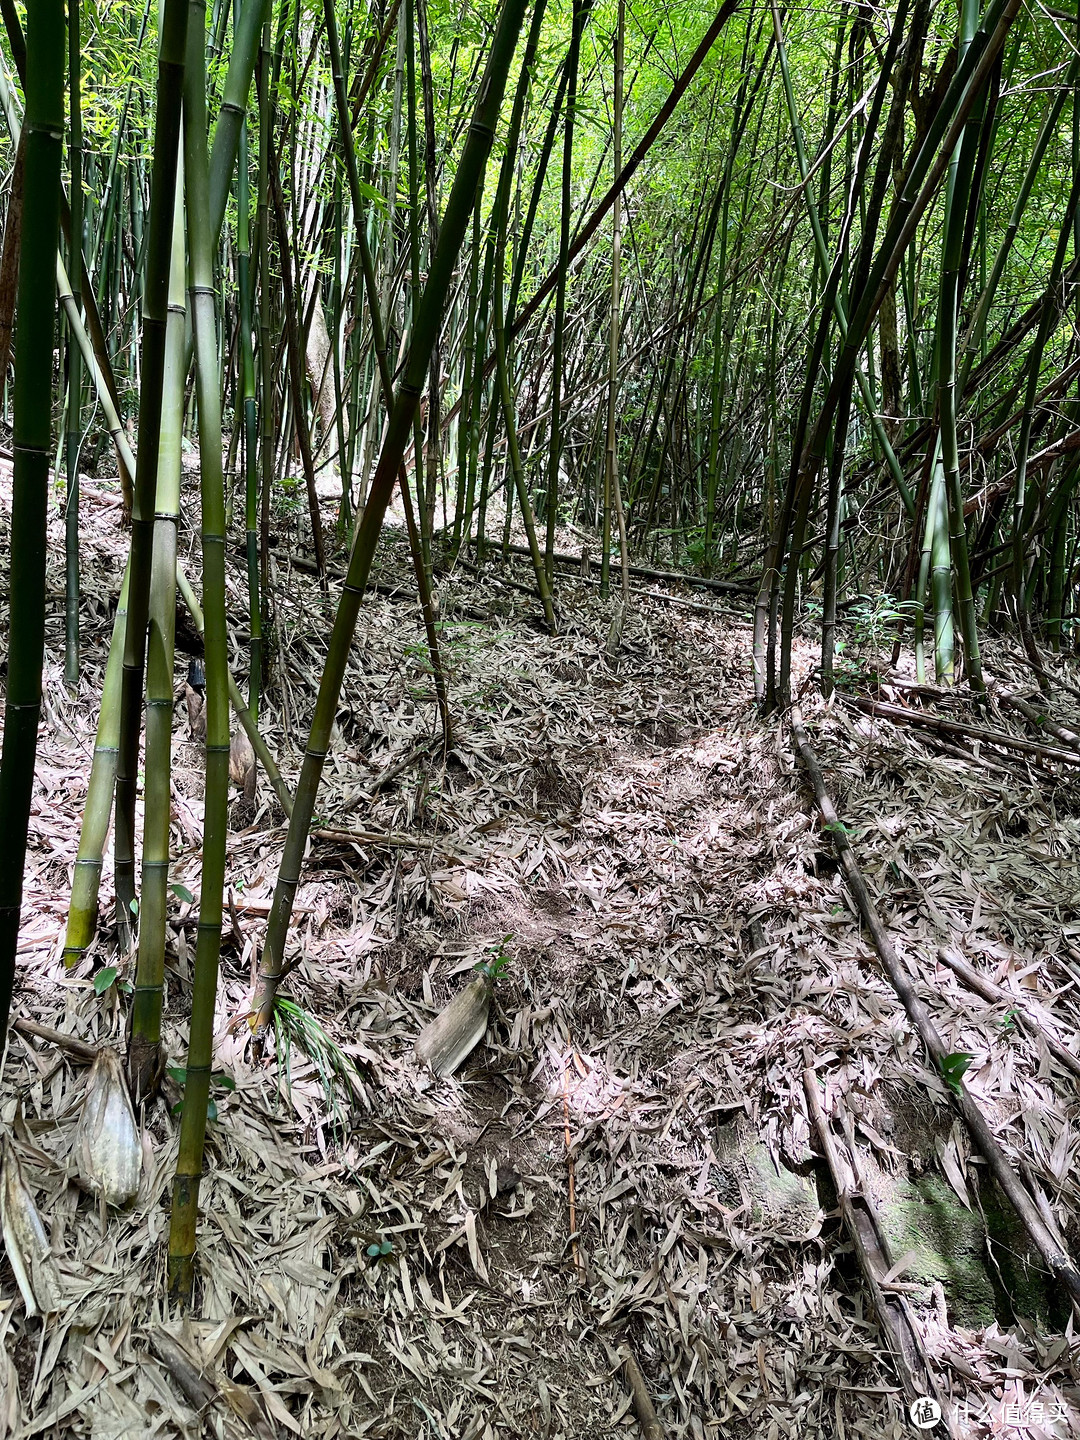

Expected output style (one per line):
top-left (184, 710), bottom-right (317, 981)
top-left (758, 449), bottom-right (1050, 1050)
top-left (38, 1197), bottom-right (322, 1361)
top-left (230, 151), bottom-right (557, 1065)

top-left (0, 0), bottom-right (64, 1059)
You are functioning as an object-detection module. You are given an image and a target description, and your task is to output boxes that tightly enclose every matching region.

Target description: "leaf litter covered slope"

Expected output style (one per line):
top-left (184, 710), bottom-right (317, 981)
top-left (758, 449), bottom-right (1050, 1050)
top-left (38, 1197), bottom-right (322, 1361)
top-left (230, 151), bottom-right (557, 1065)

top-left (2, 476), bottom-right (1080, 1436)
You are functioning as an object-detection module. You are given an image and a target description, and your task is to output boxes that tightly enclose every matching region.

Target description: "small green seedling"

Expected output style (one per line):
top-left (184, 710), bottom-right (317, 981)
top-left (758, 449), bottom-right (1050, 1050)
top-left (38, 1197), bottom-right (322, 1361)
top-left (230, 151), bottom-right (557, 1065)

top-left (475, 936), bottom-right (512, 983)
top-left (167, 1066), bottom-right (236, 1122)
top-left (366, 1237), bottom-right (394, 1259)
top-left (939, 1052), bottom-right (973, 1095)
top-left (94, 965), bottom-right (132, 996)
top-left (998, 1009), bottom-right (1020, 1032)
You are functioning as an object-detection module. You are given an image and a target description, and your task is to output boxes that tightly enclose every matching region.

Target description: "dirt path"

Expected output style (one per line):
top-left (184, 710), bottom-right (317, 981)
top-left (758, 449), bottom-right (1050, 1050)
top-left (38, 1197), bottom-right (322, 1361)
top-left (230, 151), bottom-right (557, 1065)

top-left (3, 475), bottom-right (1080, 1437)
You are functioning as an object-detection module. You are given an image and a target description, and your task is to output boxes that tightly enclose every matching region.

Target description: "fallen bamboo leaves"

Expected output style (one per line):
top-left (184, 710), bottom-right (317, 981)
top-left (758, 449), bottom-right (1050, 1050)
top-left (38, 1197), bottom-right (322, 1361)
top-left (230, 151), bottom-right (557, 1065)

top-left (791, 704), bottom-right (1080, 1314)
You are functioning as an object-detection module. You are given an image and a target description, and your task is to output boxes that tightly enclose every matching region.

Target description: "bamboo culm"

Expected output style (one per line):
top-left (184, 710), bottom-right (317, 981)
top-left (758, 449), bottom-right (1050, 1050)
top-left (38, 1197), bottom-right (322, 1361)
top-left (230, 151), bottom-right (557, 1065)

top-left (250, 0), bottom-right (533, 1034)
top-left (113, 0), bottom-right (189, 943)
top-left (128, 166), bottom-right (187, 1102)
top-left (167, 0), bottom-right (235, 1301)
top-left (0, 0), bottom-right (65, 1059)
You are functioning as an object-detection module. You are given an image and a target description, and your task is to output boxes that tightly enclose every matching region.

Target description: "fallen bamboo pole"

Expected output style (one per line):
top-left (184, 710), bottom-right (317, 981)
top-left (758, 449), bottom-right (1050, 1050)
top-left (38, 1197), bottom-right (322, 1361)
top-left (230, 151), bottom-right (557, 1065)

top-left (995, 687), bottom-right (1080, 757)
top-left (790, 705), bottom-right (1080, 1315)
top-left (313, 826), bottom-right (463, 854)
top-left (495, 540), bottom-right (755, 594)
top-left (802, 1049), bottom-right (959, 1435)
top-left (849, 695), bottom-right (1080, 767)
top-left (621, 1346), bottom-right (664, 1440)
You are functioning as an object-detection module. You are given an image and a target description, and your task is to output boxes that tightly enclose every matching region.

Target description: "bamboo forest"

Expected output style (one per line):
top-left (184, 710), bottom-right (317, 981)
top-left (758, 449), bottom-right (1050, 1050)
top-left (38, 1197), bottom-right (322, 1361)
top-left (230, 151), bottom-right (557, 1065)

top-left (7, 0), bottom-right (1080, 1433)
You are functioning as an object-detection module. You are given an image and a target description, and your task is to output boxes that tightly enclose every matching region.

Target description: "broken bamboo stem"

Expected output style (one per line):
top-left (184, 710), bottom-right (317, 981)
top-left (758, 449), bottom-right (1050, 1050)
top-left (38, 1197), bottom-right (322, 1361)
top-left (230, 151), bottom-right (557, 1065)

top-left (802, 1051), bottom-right (958, 1434)
top-left (621, 1345), bottom-right (664, 1440)
top-left (12, 1017), bottom-right (98, 1062)
top-left (996, 687), bottom-right (1080, 757)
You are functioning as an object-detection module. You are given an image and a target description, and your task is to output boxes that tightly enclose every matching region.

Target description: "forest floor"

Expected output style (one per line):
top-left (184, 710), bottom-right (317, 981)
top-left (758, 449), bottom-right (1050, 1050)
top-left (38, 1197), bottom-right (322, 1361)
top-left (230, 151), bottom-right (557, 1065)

top-left (3, 467), bottom-right (1080, 1439)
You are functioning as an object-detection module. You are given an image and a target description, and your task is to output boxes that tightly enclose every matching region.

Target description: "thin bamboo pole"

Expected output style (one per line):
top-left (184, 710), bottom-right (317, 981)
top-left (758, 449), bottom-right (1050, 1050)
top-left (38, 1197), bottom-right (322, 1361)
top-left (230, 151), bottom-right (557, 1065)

top-left (545, 0), bottom-right (586, 582)
top-left (63, 569), bottom-right (130, 967)
top-left (236, 0), bottom-right (261, 723)
top-left (250, 0), bottom-right (532, 1034)
top-left (64, 0), bottom-right (83, 689)
top-left (603, 0), bottom-right (630, 653)
top-left (0, 0), bottom-right (64, 1059)
top-left (128, 165), bottom-right (187, 1102)
top-left (113, 0), bottom-right (189, 944)
top-left (168, 0), bottom-right (234, 1301)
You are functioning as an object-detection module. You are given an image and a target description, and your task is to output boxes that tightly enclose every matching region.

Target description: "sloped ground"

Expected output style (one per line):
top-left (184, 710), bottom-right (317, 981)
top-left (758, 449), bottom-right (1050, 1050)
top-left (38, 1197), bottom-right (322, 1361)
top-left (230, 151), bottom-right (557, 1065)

top-left (2, 468), bottom-right (1080, 1437)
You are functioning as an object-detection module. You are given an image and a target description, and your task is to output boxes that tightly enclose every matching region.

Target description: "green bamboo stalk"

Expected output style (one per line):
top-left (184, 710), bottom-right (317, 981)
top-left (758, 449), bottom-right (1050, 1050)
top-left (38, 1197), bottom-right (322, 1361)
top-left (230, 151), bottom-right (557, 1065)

top-left (405, 0), bottom-right (427, 566)
top-left (452, 201), bottom-right (481, 553)
top-left (63, 569), bottom-right (130, 967)
top-left (545, 0), bottom-right (586, 582)
top-left (936, 0), bottom-right (985, 692)
top-left (128, 163), bottom-right (187, 1102)
top-left (256, 17), bottom-right (273, 623)
top-left (168, 0), bottom-right (234, 1302)
top-left (704, 27), bottom-right (764, 571)
top-left (322, 0), bottom-right (452, 742)
top-left (207, 0), bottom-right (269, 239)
top-left (603, 0), bottom-right (629, 643)
top-left (330, 168), bottom-right (351, 530)
top-left (250, 0), bottom-right (531, 1035)
top-left (0, 0), bottom-right (64, 1058)
top-left (236, 0), bottom-right (260, 722)
top-left (113, 0), bottom-right (189, 945)
top-left (414, 0), bottom-right (442, 558)
top-left (64, 0), bottom-right (83, 689)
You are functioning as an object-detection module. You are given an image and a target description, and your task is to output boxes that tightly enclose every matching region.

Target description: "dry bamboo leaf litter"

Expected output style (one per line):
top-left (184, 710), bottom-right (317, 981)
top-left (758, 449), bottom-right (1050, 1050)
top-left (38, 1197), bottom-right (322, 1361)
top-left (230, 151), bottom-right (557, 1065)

top-left (2, 480), bottom-right (1080, 1433)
